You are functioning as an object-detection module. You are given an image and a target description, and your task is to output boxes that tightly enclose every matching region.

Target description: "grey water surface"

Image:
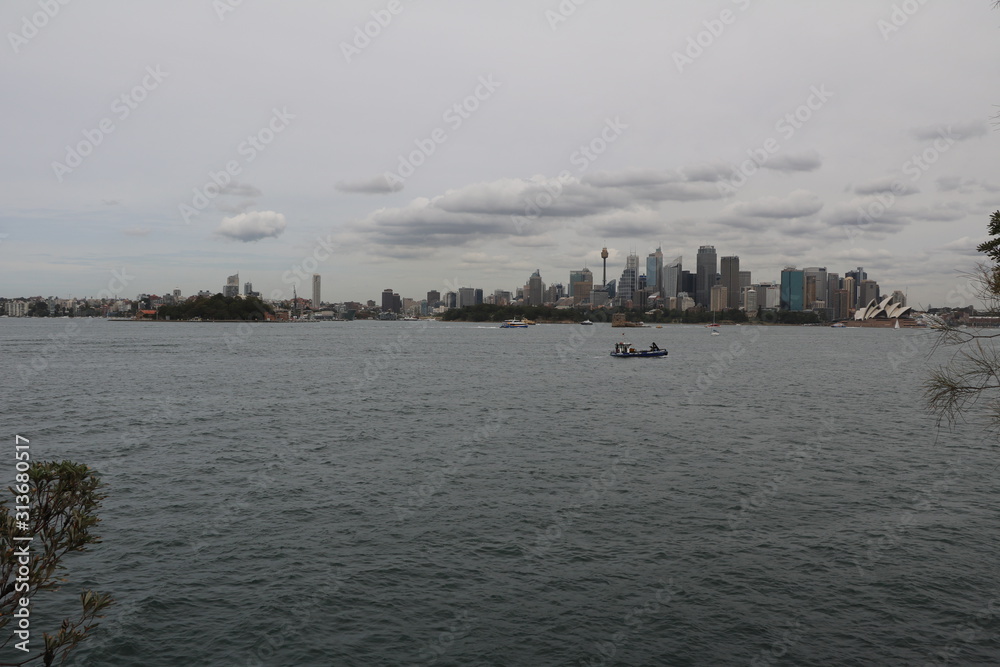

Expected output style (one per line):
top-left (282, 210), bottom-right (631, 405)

top-left (1, 319), bottom-right (998, 666)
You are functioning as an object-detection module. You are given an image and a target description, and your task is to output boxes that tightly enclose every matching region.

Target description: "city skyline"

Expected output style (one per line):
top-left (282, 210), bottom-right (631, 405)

top-left (1, 3), bottom-right (997, 308)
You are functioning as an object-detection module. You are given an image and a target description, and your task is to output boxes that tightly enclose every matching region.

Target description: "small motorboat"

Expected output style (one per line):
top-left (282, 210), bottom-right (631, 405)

top-left (610, 341), bottom-right (667, 358)
top-left (581, 319), bottom-right (593, 325)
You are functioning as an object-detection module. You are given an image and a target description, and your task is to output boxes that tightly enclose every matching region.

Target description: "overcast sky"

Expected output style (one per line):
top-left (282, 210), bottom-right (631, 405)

top-left (2, 0), bottom-right (998, 308)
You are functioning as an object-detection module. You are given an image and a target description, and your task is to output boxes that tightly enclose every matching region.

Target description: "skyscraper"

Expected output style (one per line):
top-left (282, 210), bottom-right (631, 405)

top-left (859, 279), bottom-right (879, 307)
top-left (803, 267), bottom-right (828, 309)
top-left (427, 290), bottom-right (441, 306)
top-left (646, 247), bottom-right (664, 298)
top-left (721, 256), bottom-right (740, 310)
top-left (664, 257), bottom-right (682, 299)
top-left (223, 273), bottom-right (239, 298)
top-left (311, 274), bottom-right (321, 309)
top-left (696, 246), bottom-right (717, 308)
top-left (780, 267), bottom-right (804, 311)
top-left (569, 268), bottom-right (593, 297)
top-left (710, 285), bottom-right (728, 312)
top-left (616, 254), bottom-right (639, 305)
top-left (525, 270), bottom-right (544, 306)
top-left (458, 287), bottom-right (476, 308)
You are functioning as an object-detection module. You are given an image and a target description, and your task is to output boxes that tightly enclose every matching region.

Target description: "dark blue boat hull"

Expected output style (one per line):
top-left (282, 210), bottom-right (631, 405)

top-left (610, 350), bottom-right (668, 358)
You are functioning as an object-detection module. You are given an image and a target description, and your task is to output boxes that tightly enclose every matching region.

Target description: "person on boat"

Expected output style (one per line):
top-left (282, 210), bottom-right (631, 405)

top-left (650, 342), bottom-right (659, 351)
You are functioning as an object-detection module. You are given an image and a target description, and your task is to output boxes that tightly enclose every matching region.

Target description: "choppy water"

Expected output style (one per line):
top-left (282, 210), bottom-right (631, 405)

top-left (2, 318), bottom-right (999, 666)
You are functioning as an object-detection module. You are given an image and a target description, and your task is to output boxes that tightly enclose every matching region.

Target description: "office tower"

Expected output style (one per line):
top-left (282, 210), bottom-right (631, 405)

top-left (243, 282), bottom-right (252, 296)
top-left (224, 273), bottom-right (239, 298)
top-left (710, 285), bottom-right (728, 312)
top-left (827, 274), bottom-right (840, 306)
top-left (382, 288), bottom-right (402, 313)
top-left (742, 286), bottom-right (757, 312)
top-left (859, 280), bottom-right (879, 307)
top-left (616, 254), bottom-right (639, 304)
top-left (739, 270), bottom-right (751, 295)
top-left (802, 267), bottom-right (828, 309)
top-left (721, 256), bottom-right (740, 310)
top-left (696, 246), bottom-right (717, 308)
top-left (445, 292), bottom-right (457, 309)
top-left (606, 279), bottom-right (616, 300)
top-left (569, 269), bottom-right (593, 297)
top-left (427, 290), bottom-right (441, 306)
top-left (647, 247), bottom-right (664, 298)
top-left (664, 257), bottom-right (682, 299)
top-left (311, 274), bottom-right (321, 309)
top-left (475, 288), bottom-right (484, 305)
top-left (892, 290), bottom-right (906, 306)
top-left (833, 289), bottom-right (849, 320)
top-left (526, 270), bottom-right (544, 306)
top-left (458, 287), bottom-right (476, 308)
top-left (780, 267), bottom-right (805, 311)
top-left (842, 276), bottom-right (856, 310)
top-left (845, 267), bottom-right (866, 304)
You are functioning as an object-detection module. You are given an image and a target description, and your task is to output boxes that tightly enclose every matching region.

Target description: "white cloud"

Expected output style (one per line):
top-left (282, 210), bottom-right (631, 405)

top-left (216, 211), bottom-right (288, 242)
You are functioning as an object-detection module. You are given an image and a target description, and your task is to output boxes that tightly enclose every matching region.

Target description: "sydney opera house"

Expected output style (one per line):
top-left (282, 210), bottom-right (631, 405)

top-left (849, 295), bottom-right (915, 325)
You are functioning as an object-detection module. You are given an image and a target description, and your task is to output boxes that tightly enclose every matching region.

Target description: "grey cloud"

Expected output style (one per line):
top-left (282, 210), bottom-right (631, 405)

top-left (721, 190), bottom-right (824, 220)
top-left (335, 175), bottom-right (404, 194)
top-left (911, 119), bottom-right (988, 142)
top-left (220, 183), bottom-right (263, 198)
top-left (854, 178), bottom-right (919, 196)
top-left (762, 150), bottom-right (822, 173)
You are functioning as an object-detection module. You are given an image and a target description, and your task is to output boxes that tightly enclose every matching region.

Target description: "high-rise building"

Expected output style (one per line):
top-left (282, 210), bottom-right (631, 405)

top-left (646, 247), bottom-right (664, 298)
top-left (721, 256), bottom-right (740, 310)
top-left (427, 290), bottom-right (441, 306)
top-left (827, 274), bottom-right (840, 307)
top-left (381, 288), bottom-right (402, 313)
top-left (569, 269), bottom-right (593, 297)
top-left (803, 267), bottom-right (828, 309)
top-left (664, 257), bottom-right (682, 299)
top-left (475, 288), bottom-right (484, 305)
top-left (859, 279), bottom-right (879, 307)
top-left (845, 267), bottom-right (866, 305)
top-left (311, 274), bottom-right (321, 309)
top-left (616, 254), bottom-right (639, 305)
top-left (710, 285), bottom-right (728, 312)
top-left (445, 292), bottom-right (457, 309)
top-left (742, 286), bottom-right (757, 312)
top-left (525, 270), bottom-right (544, 306)
top-left (458, 287), bottom-right (476, 308)
top-left (892, 290), bottom-right (906, 307)
top-left (780, 267), bottom-right (805, 311)
top-left (243, 282), bottom-right (252, 296)
top-left (224, 273), bottom-right (239, 298)
top-left (739, 270), bottom-right (752, 294)
top-left (696, 246), bottom-right (717, 308)
top-left (843, 276), bottom-right (856, 311)
top-left (833, 289), bottom-right (849, 320)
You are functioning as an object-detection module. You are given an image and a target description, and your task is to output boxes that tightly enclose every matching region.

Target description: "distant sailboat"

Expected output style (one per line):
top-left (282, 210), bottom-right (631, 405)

top-left (894, 319), bottom-right (900, 329)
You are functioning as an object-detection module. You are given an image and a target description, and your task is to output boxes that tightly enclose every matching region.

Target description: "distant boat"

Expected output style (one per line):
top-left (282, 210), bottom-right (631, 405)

top-left (706, 312), bottom-right (720, 328)
top-left (894, 319), bottom-right (900, 329)
top-left (610, 341), bottom-right (667, 358)
top-left (830, 322), bottom-right (846, 328)
top-left (500, 319), bottom-right (528, 328)
top-left (711, 329), bottom-right (721, 336)
top-left (580, 319), bottom-right (593, 325)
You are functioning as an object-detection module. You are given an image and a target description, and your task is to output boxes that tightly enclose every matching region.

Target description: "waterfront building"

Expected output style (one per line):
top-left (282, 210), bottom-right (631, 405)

top-left (710, 284), bottom-right (728, 312)
top-left (696, 246), bottom-right (717, 308)
top-left (721, 256), bottom-right (740, 310)
top-left (311, 274), bottom-right (321, 309)
top-left (780, 268), bottom-right (805, 311)
top-left (382, 288), bottom-right (402, 313)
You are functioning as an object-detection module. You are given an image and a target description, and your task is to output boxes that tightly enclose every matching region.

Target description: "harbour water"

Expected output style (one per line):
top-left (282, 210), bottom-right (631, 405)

top-left (2, 319), bottom-right (999, 665)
